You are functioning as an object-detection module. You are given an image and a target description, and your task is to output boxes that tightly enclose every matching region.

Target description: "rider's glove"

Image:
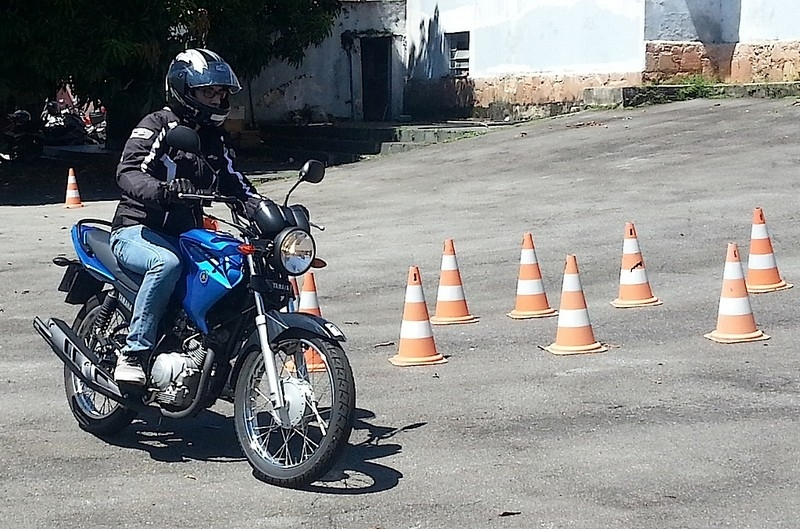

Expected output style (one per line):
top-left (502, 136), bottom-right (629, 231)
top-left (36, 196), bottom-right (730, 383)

top-left (159, 178), bottom-right (196, 205)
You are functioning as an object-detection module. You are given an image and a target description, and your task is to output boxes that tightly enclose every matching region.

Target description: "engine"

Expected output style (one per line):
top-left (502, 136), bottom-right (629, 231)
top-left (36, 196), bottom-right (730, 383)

top-left (151, 337), bottom-right (207, 408)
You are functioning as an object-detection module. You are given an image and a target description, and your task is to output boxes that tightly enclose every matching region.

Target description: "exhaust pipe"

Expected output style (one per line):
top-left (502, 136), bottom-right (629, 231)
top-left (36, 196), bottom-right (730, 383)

top-left (33, 316), bottom-right (130, 404)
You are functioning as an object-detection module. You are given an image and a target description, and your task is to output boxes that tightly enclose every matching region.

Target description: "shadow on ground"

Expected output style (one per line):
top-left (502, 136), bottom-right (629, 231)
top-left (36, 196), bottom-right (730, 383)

top-left (0, 151), bottom-right (293, 207)
top-left (1, 154), bottom-right (120, 206)
top-left (98, 407), bottom-right (405, 493)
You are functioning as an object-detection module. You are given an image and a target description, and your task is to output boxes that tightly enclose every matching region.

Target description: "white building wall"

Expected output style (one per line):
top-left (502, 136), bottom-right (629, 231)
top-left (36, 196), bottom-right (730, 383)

top-left (245, 0), bottom-right (405, 122)
top-left (644, 0), bottom-right (737, 42)
top-left (739, 0), bottom-right (800, 41)
top-left (406, 0), bottom-right (646, 78)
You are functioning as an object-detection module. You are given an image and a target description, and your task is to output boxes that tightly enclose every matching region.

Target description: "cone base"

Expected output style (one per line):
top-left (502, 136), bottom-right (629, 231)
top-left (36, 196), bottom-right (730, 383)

top-left (507, 308), bottom-right (557, 319)
top-left (704, 329), bottom-right (770, 344)
top-left (610, 296), bottom-right (662, 308)
top-left (389, 352), bottom-right (448, 366)
top-left (430, 314), bottom-right (479, 325)
top-left (64, 203), bottom-right (84, 209)
top-left (544, 341), bottom-right (608, 355)
top-left (746, 280), bottom-right (793, 294)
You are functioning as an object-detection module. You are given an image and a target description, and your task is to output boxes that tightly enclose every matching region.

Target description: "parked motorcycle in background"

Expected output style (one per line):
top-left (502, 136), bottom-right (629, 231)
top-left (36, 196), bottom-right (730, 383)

top-left (0, 109), bottom-right (45, 163)
top-left (41, 99), bottom-right (100, 146)
top-left (40, 81), bottom-right (107, 146)
top-left (82, 102), bottom-right (107, 144)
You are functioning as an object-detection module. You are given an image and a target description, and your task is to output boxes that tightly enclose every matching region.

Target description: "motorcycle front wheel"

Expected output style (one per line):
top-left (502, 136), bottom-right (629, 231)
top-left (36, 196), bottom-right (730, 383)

top-left (234, 337), bottom-right (355, 488)
top-left (65, 293), bottom-right (136, 436)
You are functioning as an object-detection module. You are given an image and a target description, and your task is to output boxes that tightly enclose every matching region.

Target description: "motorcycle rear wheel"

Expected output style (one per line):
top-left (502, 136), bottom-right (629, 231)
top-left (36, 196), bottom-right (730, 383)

top-left (234, 337), bottom-right (355, 488)
top-left (64, 293), bottom-right (136, 436)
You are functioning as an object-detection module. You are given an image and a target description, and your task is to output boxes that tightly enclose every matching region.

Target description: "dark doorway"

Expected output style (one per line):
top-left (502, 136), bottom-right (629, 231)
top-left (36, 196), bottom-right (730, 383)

top-left (361, 37), bottom-right (392, 121)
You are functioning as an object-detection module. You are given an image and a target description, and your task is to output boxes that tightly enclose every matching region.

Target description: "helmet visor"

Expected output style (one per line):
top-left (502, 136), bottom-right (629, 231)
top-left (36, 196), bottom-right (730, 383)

top-left (185, 61), bottom-right (242, 94)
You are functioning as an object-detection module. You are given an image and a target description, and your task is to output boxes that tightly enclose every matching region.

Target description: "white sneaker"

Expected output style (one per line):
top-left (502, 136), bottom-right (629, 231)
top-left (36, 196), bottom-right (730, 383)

top-left (115, 355), bottom-right (146, 385)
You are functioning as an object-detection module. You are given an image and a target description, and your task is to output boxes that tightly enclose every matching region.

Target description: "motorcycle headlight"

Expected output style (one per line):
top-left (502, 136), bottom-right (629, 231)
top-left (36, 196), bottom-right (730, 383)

top-left (272, 228), bottom-right (315, 275)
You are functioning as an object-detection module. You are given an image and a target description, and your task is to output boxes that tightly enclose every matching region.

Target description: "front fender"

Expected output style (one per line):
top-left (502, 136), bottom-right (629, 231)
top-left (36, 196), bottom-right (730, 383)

top-left (242, 310), bottom-right (347, 352)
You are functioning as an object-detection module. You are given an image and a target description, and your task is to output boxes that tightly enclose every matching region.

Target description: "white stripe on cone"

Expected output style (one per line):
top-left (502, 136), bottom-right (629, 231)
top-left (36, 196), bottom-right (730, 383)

top-left (748, 253), bottom-right (778, 270)
top-left (750, 224), bottom-right (769, 239)
top-left (400, 319), bottom-right (435, 339)
top-left (622, 238), bottom-right (641, 254)
top-left (555, 308), bottom-right (591, 328)
top-left (436, 284), bottom-right (467, 301)
top-left (404, 284), bottom-right (425, 303)
top-left (517, 279), bottom-right (546, 295)
top-left (619, 269), bottom-right (649, 285)
top-left (562, 273), bottom-right (582, 292)
top-left (724, 262), bottom-right (744, 279)
top-left (298, 293), bottom-right (319, 311)
top-left (718, 296), bottom-right (754, 316)
top-left (440, 255), bottom-right (458, 270)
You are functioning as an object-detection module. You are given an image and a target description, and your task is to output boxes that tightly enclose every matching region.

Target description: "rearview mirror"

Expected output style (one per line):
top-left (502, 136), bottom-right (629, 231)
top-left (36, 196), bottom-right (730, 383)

top-left (165, 125), bottom-right (201, 154)
top-left (298, 159), bottom-right (325, 184)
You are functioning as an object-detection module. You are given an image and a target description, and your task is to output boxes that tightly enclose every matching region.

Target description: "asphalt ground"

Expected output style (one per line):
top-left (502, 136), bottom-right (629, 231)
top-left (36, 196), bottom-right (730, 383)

top-left (1, 98), bottom-right (799, 528)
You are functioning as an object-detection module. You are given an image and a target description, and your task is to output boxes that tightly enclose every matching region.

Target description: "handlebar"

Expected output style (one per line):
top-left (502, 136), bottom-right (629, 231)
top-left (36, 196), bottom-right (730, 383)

top-left (177, 192), bottom-right (240, 204)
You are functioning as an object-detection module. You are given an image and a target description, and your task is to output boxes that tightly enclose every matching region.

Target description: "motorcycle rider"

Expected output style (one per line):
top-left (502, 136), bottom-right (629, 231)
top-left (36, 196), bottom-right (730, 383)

top-left (110, 48), bottom-right (266, 384)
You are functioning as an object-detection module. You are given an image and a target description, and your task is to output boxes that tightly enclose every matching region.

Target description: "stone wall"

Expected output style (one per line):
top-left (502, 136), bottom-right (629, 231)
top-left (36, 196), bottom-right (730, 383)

top-left (404, 72), bottom-right (642, 120)
top-left (644, 41), bottom-right (800, 83)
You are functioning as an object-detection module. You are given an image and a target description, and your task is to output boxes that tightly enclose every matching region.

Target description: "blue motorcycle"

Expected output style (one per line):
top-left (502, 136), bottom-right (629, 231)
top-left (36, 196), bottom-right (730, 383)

top-left (33, 126), bottom-right (355, 488)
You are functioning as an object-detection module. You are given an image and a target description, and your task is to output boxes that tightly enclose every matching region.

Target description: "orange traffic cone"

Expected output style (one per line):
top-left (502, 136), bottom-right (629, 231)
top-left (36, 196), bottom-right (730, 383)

top-left (390, 266), bottom-right (446, 366)
top-left (746, 207), bottom-right (792, 294)
top-left (611, 222), bottom-right (662, 308)
top-left (302, 348), bottom-right (327, 373)
top-left (507, 233), bottom-right (557, 319)
top-left (282, 349), bottom-right (327, 374)
top-left (705, 243), bottom-right (770, 344)
top-left (545, 255), bottom-right (607, 355)
top-left (298, 272), bottom-right (321, 316)
top-left (64, 168), bottom-right (84, 208)
top-left (295, 273), bottom-right (325, 370)
top-left (430, 239), bottom-right (478, 325)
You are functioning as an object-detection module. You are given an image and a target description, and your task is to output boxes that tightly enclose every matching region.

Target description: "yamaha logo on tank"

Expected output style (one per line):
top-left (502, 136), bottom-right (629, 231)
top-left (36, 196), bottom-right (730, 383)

top-left (199, 271), bottom-right (209, 285)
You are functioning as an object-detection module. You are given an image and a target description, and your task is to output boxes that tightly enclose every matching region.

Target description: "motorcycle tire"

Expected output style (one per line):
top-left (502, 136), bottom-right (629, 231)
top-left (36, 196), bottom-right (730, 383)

top-left (233, 337), bottom-right (355, 488)
top-left (64, 292), bottom-right (136, 436)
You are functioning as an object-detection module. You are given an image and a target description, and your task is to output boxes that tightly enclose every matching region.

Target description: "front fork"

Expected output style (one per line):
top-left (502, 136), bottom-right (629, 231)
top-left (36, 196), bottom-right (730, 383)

top-left (246, 253), bottom-right (286, 410)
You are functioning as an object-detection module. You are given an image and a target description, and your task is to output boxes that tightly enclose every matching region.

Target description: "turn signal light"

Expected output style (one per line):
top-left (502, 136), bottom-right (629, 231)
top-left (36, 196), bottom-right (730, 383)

top-left (237, 244), bottom-right (256, 255)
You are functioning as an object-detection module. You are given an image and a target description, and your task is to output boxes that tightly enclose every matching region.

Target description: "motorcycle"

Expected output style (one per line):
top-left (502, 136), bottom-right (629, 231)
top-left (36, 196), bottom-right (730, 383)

top-left (40, 99), bottom-right (99, 146)
top-left (0, 109), bottom-right (45, 163)
top-left (82, 104), bottom-right (107, 144)
top-left (33, 125), bottom-right (355, 487)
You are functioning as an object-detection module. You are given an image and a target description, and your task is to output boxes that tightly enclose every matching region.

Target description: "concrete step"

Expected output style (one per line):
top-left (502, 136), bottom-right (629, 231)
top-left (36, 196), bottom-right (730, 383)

top-left (253, 122), bottom-right (492, 166)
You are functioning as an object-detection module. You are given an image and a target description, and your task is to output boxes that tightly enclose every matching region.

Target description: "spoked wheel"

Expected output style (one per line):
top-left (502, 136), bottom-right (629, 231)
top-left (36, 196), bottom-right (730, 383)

top-left (234, 337), bottom-right (355, 488)
top-left (64, 293), bottom-right (136, 436)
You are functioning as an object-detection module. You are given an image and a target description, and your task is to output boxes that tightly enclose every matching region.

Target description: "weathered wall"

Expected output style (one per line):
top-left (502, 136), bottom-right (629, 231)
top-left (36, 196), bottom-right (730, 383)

top-left (405, 0), bottom-right (645, 117)
top-left (645, 41), bottom-right (800, 83)
top-left (248, 0), bottom-right (800, 124)
top-left (242, 0), bottom-right (406, 123)
top-left (738, 0), bottom-right (800, 41)
top-left (644, 1), bottom-right (800, 83)
top-left (406, 0), bottom-right (645, 78)
top-left (644, 0), bottom-right (740, 43)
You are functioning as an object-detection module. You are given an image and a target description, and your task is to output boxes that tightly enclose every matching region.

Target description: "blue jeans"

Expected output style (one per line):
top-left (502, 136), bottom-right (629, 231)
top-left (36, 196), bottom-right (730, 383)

top-left (110, 225), bottom-right (183, 356)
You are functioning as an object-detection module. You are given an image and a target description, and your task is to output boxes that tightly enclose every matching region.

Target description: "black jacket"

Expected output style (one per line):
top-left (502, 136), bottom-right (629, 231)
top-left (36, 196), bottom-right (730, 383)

top-left (111, 108), bottom-right (259, 236)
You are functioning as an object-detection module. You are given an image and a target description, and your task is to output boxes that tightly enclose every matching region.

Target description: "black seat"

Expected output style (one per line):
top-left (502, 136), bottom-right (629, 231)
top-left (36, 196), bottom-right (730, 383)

top-left (84, 229), bottom-right (143, 294)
